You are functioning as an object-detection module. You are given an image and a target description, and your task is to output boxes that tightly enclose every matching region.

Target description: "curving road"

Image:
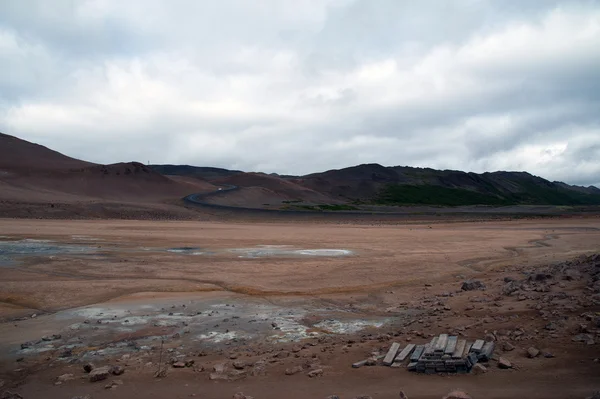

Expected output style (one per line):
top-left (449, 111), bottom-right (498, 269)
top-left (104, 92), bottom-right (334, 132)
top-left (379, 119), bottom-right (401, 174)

top-left (182, 185), bottom-right (560, 217)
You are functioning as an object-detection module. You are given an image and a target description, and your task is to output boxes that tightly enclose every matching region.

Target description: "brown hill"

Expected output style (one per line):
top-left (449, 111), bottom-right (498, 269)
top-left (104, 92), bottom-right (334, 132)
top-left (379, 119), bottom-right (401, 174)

top-left (0, 132), bottom-right (93, 171)
top-left (0, 133), bottom-right (210, 203)
top-left (213, 172), bottom-right (337, 204)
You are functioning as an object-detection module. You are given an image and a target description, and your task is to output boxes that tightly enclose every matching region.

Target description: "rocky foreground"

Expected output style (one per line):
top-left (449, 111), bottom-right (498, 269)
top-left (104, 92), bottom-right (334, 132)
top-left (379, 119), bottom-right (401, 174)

top-left (1, 254), bottom-right (599, 399)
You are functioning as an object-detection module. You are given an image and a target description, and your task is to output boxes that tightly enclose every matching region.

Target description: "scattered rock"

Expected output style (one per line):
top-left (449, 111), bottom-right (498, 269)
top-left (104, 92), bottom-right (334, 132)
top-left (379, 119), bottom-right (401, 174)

top-left (172, 361), bottom-right (186, 368)
top-left (89, 366), bottom-right (111, 382)
top-left (233, 393), bottom-right (253, 399)
top-left (542, 351), bottom-right (555, 358)
top-left (60, 348), bottom-right (73, 358)
top-left (527, 347), bottom-right (540, 358)
top-left (545, 322), bottom-right (558, 331)
top-left (572, 334), bottom-right (595, 345)
top-left (71, 396), bottom-right (91, 399)
top-left (109, 365), bottom-right (125, 376)
top-left (353, 396), bottom-right (373, 399)
top-left (104, 379), bottom-right (123, 390)
top-left (185, 359), bottom-right (195, 368)
top-left (326, 396), bottom-right (340, 399)
top-left (233, 360), bottom-right (246, 370)
top-left (1, 392), bottom-right (23, 399)
top-left (564, 269), bottom-right (581, 281)
top-left (399, 391), bottom-right (409, 399)
top-left (461, 280), bottom-right (486, 291)
top-left (285, 366), bottom-right (303, 375)
top-left (83, 363), bottom-right (94, 373)
top-left (472, 363), bottom-right (487, 375)
top-left (502, 342), bottom-right (515, 352)
top-left (365, 357), bottom-right (378, 366)
top-left (498, 357), bottom-right (512, 369)
top-left (585, 391), bottom-right (600, 399)
top-left (20, 342), bottom-right (33, 350)
top-left (443, 391), bottom-right (472, 399)
top-left (307, 369), bottom-right (323, 378)
top-left (154, 369), bottom-right (167, 378)
top-left (56, 373), bottom-right (75, 384)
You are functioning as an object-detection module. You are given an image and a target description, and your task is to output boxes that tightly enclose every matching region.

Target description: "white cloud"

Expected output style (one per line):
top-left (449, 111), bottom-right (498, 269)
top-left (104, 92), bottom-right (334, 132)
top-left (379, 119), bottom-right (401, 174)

top-left (0, 0), bottom-right (599, 186)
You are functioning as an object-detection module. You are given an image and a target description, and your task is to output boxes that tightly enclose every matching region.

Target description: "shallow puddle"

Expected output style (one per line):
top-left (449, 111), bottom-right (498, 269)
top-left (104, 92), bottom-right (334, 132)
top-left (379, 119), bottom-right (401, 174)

top-left (0, 239), bottom-right (95, 266)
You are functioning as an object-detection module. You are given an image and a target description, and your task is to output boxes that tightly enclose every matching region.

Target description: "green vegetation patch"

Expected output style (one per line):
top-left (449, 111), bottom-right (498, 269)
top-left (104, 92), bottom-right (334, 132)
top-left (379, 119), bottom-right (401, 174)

top-left (375, 184), bottom-right (600, 206)
top-left (375, 185), bottom-right (510, 206)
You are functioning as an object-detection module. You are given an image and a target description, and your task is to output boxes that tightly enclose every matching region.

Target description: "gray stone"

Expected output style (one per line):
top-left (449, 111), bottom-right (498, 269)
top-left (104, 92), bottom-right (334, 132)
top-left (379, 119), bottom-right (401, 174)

top-left (572, 334), bottom-right (595, 345)
top-left (307, 369), bottom-right (323, 378)
top-left (472, 363), bottom-right (487, 375)
top-left (399, 392), bottom-right (408, 399)
top-left (285, 366), bottom-right (303, 375)
top-left (109, 365), bottom-right (125, 375)
top-left (527, 347), bottom-right (540, 358)
top-left (498, 357), bottom-right (512, 369)
top-left (233, 360), bottom-right (246, 370)
top-left (461, 280), bottom-right (486, 291)
top-left (443, 391), bottom-right (472, 399)
top-left (172, 361), bottom-right (186, 368)
top-left (56, 373), bottom-right (75, 384)
top-left (502, 342), bottom-right (515, 352)
top-left (89, 366), bottom-right (111, 382)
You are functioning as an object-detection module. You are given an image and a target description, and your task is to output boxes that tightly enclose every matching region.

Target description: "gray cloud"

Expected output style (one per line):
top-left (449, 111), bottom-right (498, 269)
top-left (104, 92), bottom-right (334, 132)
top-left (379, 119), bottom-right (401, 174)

top-left (1, 0), bottom-right (599, 187)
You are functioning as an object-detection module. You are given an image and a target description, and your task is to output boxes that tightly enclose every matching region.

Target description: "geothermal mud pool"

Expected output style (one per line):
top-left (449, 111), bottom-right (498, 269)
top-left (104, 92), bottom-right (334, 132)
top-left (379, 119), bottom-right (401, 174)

top-left (7, 293), bottom-right (408, 363)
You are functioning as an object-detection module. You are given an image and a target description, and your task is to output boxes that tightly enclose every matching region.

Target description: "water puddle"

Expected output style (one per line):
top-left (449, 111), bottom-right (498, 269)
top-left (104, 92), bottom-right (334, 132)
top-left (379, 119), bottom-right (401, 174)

top-left (0, 239), bottom-right (95, 267)
top-left (228, 245), bottom-right (353, 258)
top-left (0, 239), bottom-right (353, 265)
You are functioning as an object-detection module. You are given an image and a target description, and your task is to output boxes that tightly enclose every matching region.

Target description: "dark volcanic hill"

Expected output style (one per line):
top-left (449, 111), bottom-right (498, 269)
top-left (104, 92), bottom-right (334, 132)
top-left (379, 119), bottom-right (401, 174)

top-left (149, 164), bottom-right (242, 180)
top-left (294, 164), bottom-right (600, 206)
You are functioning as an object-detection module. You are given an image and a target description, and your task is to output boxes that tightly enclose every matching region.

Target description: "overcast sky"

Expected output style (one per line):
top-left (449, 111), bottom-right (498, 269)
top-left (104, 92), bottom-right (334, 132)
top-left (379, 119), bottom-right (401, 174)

top-left (1, 1), bottom-right (599, 186)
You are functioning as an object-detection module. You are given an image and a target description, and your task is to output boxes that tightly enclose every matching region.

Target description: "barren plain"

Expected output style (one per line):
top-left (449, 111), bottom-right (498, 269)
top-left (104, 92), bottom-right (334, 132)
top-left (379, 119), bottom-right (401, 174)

top-left (0, 217), bottom-right (599, 399)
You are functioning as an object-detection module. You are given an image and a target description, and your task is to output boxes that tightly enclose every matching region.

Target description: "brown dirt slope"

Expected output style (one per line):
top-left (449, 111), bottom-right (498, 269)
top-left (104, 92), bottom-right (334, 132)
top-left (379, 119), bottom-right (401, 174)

top-left (0, 133), bottom-right (208, 203)
top-left (213, 172), bottom-right (338, 204)
top-left (0, 132), bottom-right (94, 171)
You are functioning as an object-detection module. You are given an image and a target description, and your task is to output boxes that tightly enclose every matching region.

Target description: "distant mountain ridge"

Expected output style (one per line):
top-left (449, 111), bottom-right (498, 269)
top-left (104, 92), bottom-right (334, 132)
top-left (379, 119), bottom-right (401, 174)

top-left (294, 163), bottom-right (600, 206)
top-left (151, 162), bottom-right (600, 206)
top-left (1, 131), bottom-right (598, 207)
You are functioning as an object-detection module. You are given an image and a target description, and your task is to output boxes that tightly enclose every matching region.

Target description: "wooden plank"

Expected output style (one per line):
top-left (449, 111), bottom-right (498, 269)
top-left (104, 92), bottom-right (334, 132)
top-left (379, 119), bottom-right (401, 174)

top-left (435, 334), bottom-right (448, 352)
top-left (434, 334), bottom-right (448, 352)
top-left (410, 345), bottom-right (425, 362)
top-left (444, 336), bottom-right (458, 354)
top-left (395, 344), bottom-right (416, 362)
top-left (463, 342), bottom-right (472, 358)
top-left (383, 342), bottom-right (401, 366)
top-left (478, 341), bottom-right (495, 362)
top-left (424, 338), bottom-right (438, 355)
top-left (452, 339), bottom-right (467, 359)
top-left (471, 339), bottom-right (485, 353)
top-left (352, 359), bottom-right (368, 368)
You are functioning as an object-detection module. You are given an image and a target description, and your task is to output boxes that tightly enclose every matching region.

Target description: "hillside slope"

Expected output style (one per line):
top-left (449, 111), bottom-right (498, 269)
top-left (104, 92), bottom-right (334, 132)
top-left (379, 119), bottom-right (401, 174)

top-left (0, 134), bottom-right (207, 202)
top-left (296, 164), bottom-right (600, 206)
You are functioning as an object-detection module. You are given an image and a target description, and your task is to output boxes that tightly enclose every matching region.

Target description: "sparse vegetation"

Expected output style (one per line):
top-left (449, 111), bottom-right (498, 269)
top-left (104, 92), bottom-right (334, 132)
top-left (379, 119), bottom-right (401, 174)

top-left (375, 184), bottom-right (600, 206)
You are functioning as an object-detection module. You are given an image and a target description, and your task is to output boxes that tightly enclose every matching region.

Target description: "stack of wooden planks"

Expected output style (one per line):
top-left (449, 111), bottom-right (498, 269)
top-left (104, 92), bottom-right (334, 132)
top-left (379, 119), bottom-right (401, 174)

top-left (369, 333), bottom-right (496, 374)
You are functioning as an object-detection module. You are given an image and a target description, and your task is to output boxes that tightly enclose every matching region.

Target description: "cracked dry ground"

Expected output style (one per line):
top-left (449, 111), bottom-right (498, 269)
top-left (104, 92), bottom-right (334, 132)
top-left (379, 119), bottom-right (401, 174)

top-left (0, 217), bottom-right (599, 399)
